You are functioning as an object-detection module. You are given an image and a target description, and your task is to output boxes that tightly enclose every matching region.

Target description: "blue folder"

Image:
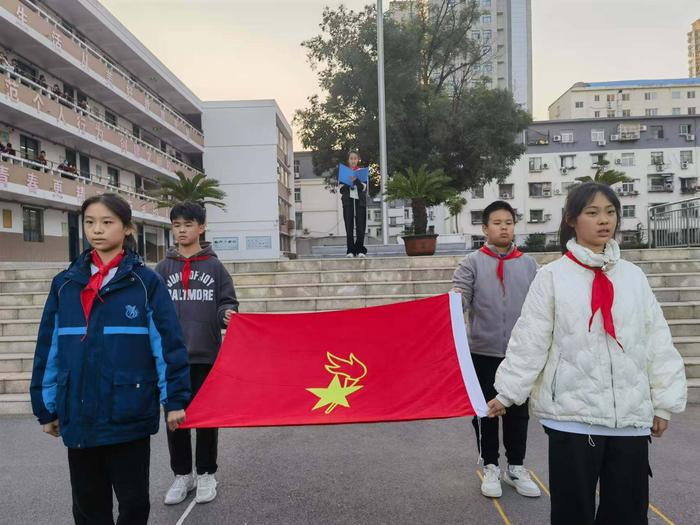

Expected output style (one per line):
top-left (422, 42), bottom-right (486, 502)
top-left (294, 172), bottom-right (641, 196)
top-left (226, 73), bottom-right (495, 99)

top-left (338, 164), bottom-right (369, 186)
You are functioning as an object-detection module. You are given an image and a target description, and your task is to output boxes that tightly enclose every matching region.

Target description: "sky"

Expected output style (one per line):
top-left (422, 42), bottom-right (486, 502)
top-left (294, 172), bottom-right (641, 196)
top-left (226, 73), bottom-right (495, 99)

top-left (101, 0), bottom-right (697, 145)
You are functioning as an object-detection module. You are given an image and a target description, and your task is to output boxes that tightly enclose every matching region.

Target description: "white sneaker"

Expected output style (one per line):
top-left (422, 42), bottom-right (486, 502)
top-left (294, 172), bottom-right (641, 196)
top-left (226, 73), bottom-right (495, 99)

top-left (503, 465), bottom-right (541, 497)
top-left (195, 473), bottom-right (218, 504)
top-left (357, 253), bottom-right (367, 258)
top-left (345, 253), bottom-right (355, 258)
top-left (480, 464), bottom-right (502, 498)
top-left (164, 473), bottom-right (196, 505)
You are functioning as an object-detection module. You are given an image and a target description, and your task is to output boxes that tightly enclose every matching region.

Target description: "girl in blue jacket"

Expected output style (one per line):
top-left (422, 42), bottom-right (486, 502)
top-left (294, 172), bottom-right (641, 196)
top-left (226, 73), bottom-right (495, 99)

top-left (30, 193), bottom-right (191, 525)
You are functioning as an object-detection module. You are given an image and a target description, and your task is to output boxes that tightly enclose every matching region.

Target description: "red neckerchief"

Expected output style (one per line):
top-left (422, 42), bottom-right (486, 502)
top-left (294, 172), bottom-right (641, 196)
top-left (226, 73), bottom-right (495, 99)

top-left (176, 255), bottom-right (210, 294)
top-left (80, 249), bottom-right (125, 330)
top-left (565, 252), bottom-right (623, 350)
top-left (479, 245), bottom-right (523, 292)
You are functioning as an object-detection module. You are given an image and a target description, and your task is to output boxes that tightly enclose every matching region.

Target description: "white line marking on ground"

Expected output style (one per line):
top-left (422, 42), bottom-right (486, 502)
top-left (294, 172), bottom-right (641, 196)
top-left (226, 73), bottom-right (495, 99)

top-left (175, 499), bottom-right (197, 525)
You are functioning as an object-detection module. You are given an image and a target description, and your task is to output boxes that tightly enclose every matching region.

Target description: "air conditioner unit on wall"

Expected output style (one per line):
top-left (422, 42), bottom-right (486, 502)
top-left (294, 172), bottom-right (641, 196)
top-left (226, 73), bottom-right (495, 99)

top-left (610, 134), bottom-right (620, 141)
top-left (687, 134), bottom-right (696, 141)
top-left (682, 161), bottom-right (689, 169)
top-left (656, 164), bottom-right (664, 172)
top-left (597, 140), bottom-right (607, 146)
top-left (552, 135), bottom-right (562, 142)
top-left (615, 158), bottom-right (622, 165)
top-left (640, 125), bottom-right (648, 131)
top-left (554, 189), bottom-right (562, 195)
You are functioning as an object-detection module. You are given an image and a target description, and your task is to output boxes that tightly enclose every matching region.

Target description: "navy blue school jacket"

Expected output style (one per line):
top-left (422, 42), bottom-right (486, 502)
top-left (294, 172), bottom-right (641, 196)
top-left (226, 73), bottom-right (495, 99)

top-left (30, 249), bottom-right (191, 449)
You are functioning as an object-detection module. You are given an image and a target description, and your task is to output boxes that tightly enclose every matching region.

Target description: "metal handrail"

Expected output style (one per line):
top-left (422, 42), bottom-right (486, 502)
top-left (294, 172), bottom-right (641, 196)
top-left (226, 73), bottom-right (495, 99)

top-left (647, 197), bottom-right (700, 248)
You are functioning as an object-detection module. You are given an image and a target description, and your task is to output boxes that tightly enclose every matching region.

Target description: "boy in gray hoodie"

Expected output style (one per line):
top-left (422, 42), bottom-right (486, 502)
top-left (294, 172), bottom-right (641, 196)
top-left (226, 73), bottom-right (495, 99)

top-left (452, 201), bottom-right (540, 499)
top-left (155, 202), bottom-right (238, 506)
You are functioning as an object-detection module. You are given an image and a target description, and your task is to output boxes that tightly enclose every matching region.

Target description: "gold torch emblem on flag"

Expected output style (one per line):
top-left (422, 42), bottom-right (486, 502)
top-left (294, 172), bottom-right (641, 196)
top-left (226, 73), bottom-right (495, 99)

top-left (306, 353), bottom-right (367, 414)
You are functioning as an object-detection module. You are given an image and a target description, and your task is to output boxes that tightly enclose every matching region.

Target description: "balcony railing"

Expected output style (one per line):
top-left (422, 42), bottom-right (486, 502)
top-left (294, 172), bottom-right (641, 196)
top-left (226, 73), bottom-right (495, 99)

top-left (1, 0), bottom-right (204, 147)
top-left (0, 153), bottom-right (168, 221)
top-left (1, 71), bottom-right (202, 178)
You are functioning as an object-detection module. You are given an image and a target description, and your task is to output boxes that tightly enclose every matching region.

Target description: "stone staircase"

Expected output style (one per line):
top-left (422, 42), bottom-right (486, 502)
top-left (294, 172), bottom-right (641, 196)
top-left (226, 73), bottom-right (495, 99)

top-left (1, 248), bottom-right (699, 416)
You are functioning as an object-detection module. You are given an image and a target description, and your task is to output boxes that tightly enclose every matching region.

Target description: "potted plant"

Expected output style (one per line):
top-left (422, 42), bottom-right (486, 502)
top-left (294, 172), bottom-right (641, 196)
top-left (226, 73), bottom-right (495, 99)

top-left (386, 165), bottom-right (459, 256)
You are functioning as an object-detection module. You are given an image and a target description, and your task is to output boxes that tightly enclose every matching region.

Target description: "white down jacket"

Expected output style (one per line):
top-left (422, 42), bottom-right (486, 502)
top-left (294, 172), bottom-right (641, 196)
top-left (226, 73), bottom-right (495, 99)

top-left (494, 239), bottom-right (687, 429)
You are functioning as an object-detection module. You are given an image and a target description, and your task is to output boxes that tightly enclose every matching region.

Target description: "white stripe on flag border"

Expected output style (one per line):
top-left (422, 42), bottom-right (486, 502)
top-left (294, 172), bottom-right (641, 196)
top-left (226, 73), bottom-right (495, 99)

top-left (449, 292), bottom-right (488, 417)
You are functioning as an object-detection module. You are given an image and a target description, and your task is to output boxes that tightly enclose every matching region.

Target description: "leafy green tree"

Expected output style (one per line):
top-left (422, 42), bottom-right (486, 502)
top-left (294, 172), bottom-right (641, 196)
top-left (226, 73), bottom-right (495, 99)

top-left (575, 160), bottom-right (631, 186)
top-left (153, 171), bottom-right (227, 210)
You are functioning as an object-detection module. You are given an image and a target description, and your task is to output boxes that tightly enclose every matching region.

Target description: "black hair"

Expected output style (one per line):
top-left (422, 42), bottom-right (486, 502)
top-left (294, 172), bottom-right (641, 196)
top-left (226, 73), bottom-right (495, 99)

top-left (482, 200), bottom-right (516, 225)
top-left (81, 193), bottom-right (137, 252)
top-left (559, 182), bottom-right (621, 253)
top-left (348, 150), bottom-right (360, 161)
top-left (169, 201), bottom-right (206, 224)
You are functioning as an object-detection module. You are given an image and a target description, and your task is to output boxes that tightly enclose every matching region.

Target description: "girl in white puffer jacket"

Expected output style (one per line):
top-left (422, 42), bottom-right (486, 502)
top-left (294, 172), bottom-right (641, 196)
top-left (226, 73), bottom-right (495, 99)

top-left (488, 183), bottom-right (687, 525)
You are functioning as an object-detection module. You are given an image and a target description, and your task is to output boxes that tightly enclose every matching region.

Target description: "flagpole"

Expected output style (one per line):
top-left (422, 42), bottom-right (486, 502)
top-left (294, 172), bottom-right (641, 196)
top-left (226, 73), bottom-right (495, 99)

top-left (377, 0), bottom-right (389, 245)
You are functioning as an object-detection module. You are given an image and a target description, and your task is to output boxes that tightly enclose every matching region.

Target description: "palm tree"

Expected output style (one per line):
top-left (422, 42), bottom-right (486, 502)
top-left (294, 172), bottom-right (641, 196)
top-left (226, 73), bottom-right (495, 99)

top-left (445, 194), bottom-right (467, 233)
top-left (575, 160), bottom-right (631, 186)
top-left (386, 166), bottom-right (458, 235)
top-left (153, 171), bottom-right (227, 210)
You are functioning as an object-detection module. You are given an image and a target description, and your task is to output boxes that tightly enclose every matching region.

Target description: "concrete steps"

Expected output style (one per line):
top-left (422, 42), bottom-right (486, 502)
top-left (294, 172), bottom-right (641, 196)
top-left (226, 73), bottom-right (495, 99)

top-left (1, 247), bottom-right (699, 415)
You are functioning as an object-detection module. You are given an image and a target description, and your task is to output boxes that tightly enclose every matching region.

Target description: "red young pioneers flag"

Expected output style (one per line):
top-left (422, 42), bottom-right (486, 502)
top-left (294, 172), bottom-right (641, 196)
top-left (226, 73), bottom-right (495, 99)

top-left (180, 293), bottom-right (487, 428)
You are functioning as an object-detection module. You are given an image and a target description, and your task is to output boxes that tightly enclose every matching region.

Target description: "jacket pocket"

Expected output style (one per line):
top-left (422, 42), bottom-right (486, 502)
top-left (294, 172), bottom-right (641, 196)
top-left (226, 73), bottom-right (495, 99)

top-left (55, 369), bottom-right (70, 424)
top-left (111, 369), bottom-right (159, 423)
top-left (551, 355), bottom-right (562, 402)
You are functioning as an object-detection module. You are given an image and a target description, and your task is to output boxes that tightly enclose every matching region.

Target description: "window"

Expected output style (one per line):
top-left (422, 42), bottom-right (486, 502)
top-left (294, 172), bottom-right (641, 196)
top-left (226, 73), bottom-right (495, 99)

top-left (107, 167), bottom-right (119, 187)
top-left (404, 208), bottom-right (410, 220)
top-left (644, 92), bottom-right (657, 100)
top-left (471, 185), bottom-right (484, 199)
top-left (672, 91), bottom-right (681, 99)
top-left (591, 129), bottom-right (605, 142)
top-left (591, 153), bottom-right (607, 166)
top-left (104, 111), bottom-right (117, 127)
top-left (607, 111), bottom-right (615, 118)
top-left (688, 91), bottom-right (696, 99)
top-left (620, 152), bottom-right (635, 166)
top-left (681, 150), bottom-right (694, 164)
top-left (650, 152), bottom-right (664, 165)
top-left (645, 108), bottom-right (658, 116)
top-left (483, 30), bottom-right (492, 42)
top-left (560, 155), bottom-right (576, 169)
top-left (594, 95), bottom-right (600, 102)
top-left (689, 107), bottom-right (697, 115)
top-left (471, 211), bottom-right (483, 225)
top-left (680, 124), bottom-right (693, 135)
top-left (621, 93), bottom-right (630, 101)
top-left (23, 207), bottom-right (43, 242)
top-left (561, 131), bottom-right (574, 143)
top-left (295, 212), bottom-right (303, 230)
top-left (607, 94), bottom-right (616, 102)
top-left (594, 111), bottom-right (601, 118)
top-left (390, 216), bottom-right (397, 227)
top-left (482, 0), bottom-right (492, 7)
top-left (471, 30), bottom-right (481, 41)
top-left (575, 101), bottom-right (584, 108)
top-left (499, 183), bottom-right (514, 199)
top-left (482, 15), bottom-right (492, 24)
top-left (622, 109), bottom-right (631, 117)
top-left (373, 210), bottom-right (381, 221)
top-left (650, 125), bottom-right (664, 139)
top-left (622, 205), bottom-right (636, 218)
top-left (621, 181), bottom-right (636, 193)
top-left (20, 135), bottom-right (39, 161)
top-left (483, 62), bottom-right (493, 73)
top-left (528, 182), bottom-right (552, 197)
top-left (529, 157), bottom-right (544, 171)
top-left (529, 209), bottom-right (544, 223)
top-left (672, 108), bottom-right (682, 115)
top-left (294, 187), bottom-right (301, 203)
top-left (471, 235), bottom-right (486, 249)
top-left (293, 160), bottom-right (300, 174)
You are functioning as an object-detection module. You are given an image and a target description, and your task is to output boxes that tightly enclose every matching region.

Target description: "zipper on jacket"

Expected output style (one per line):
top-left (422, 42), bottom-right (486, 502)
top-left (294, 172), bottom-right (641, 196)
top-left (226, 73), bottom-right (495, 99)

top-left (605, 339), bottom-right (618, 428)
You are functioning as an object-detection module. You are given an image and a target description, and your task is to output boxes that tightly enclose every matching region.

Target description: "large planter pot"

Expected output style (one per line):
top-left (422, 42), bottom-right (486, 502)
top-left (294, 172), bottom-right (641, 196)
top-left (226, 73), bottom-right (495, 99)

top-left (402, 234), bottom-right (439, 256)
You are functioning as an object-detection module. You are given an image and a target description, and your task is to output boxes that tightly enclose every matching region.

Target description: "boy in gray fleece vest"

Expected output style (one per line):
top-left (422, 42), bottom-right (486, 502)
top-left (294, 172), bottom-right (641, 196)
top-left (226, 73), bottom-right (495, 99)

top-left (452, 201), bottom-right (540, 499)
top-left (155, 202), bottom-right (239, 506)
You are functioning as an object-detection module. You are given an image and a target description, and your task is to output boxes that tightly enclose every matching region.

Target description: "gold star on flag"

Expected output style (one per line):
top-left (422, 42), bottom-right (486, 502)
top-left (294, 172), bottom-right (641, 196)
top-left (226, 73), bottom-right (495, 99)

top-left (306, 375), bottom-right (363, 411)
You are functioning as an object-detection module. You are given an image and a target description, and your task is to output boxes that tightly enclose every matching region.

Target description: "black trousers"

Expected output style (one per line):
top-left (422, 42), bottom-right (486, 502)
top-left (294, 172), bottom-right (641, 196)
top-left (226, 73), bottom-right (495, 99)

top-left (546, 427), bottom-right (650, 525)
top-left (168, 363), bottom-right (218, 475)
top-left (342, 198), bottom-right (367, 255)
top-left (471, 353), bottom-right (529, 466)
top-left (67, 437), bottom-right (150, 525)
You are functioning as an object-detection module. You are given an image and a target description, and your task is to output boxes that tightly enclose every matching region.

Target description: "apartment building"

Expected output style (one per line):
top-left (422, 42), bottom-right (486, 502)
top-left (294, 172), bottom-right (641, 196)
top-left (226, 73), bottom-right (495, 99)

top-left (549, 78), bottom-right (700, 120)
top-left (689, 18), bottom-right (700, 78)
